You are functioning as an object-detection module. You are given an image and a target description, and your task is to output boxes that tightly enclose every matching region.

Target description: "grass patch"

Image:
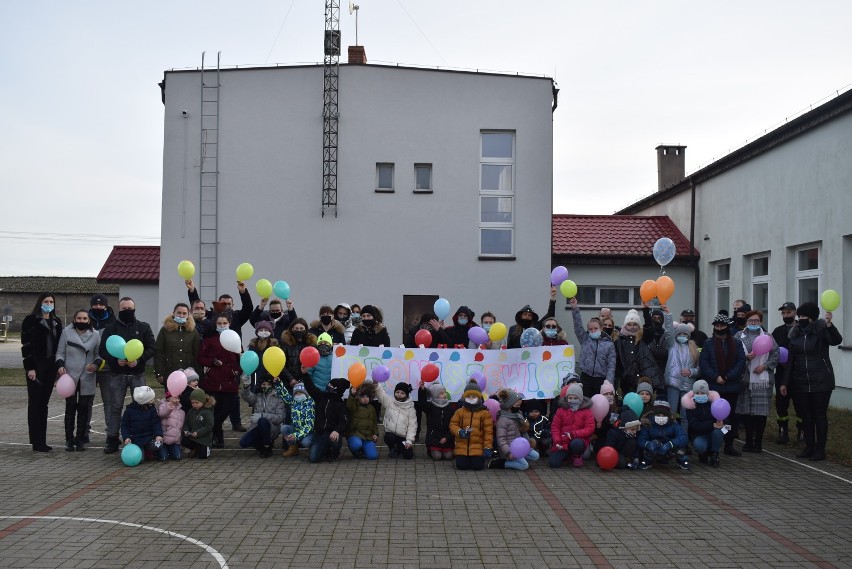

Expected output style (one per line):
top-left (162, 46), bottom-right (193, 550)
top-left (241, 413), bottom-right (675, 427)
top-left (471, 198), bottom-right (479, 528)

top-left (762, 396), bottom-right (852, 467)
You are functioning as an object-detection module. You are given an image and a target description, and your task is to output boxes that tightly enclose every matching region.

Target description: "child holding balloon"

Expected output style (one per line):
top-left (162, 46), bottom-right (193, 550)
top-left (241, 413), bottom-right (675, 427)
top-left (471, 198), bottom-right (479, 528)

top-left (682, 380), bottom-right (724, 467)
top-left (494, 389), bottom-right (539, 470)
top-left (120, 386), bottom-right (163, 461)
top-left (157, 391), bottom-right (185, 460)
top-left (549, 383), bottom-right (595, 468)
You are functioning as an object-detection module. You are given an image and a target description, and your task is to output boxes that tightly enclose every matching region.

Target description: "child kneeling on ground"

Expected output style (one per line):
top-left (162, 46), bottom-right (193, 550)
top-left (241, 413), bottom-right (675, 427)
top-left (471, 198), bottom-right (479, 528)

top-left (549, 383), bottom-right (595, 468)
top-left (157, 391), bottom-right (185, 460)
top-left (420, 382), bottom-right (456, 461)
top-left (638, 400), bottom-right (691, 470)
top-left (121, 386), bottom-right (164, 461)
top-left (346, 383), bottom-right (379, 460)
top-left (376, 382), bottom-right (417, 459)
top-left (275, 380), bottom-right (316, 457)
top-left (494, 388), bottom-right (540, 470)
top-left (239, 376), bottom-right (286, 458)
top-left (303, 376), bottom-right (350, 463)
top-left (682, 379), bottom-right (724, 467)
top-left (605, 408), bottom-right (646, 469)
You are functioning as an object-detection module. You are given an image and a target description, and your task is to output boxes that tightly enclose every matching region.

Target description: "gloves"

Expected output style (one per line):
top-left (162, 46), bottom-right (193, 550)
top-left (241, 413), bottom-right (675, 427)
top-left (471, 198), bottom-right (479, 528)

top-left (250, 412), bottom-right (262, 423)
top-left (645, 440), bottom-right (662, 455)
top-left (483, 448), bottom-right (493, 458)
top-left (457, 428), bottom-right (470, 439)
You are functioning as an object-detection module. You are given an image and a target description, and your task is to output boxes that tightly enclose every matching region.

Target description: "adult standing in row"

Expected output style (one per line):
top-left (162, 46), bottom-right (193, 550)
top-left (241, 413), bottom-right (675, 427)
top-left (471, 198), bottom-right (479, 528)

top-left (56, 310), bottom-right (101, 451)
top-left (154, 303), bottom-right (200, 386)
top-left (99, 297), bottom-right (156, 454)
top-left (351, 305), bottom-right (390, 347)
top-left (771, 301), bottom-right (799, 443)
top-left (21, 293), bottom-right (63, 452)
top-left (85, 293), bottom-right (115, 444)
top-left (779, 302), bottom-right (842, 462)
top-left (614, 309), bottom-right (662, 396)
top-left (734, 310), bottom-right (779, 453)
top-left (334, 303), bottom-right (357, 344)
top-left (250, 297), bottom-right (297, 340)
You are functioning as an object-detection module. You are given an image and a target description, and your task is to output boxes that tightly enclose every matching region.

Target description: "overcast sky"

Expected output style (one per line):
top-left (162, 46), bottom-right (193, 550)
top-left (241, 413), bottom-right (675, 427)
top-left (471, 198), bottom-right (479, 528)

top-left (2, 1), bottom-right (850, 277)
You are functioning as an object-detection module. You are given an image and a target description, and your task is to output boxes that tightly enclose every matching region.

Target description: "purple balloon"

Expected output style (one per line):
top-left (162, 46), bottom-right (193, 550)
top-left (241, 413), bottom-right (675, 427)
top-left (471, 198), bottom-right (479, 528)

top-left (371, 365), bottom-right (390, 383)
top-left (470, 371), bottom-right (486, 392)
top-left (752, 335), bottom-right (773, 357)
top-left (779, 347), bottom-right (789, 364)
top-left (484, 398), bottom-right (500, 422)
top-left (711, 398), bottom-right (731, 421)
top-left (468, 326), bottom-right (489, 345)
top-left (509, 437), bottom-right (531, 459)
top-left (550, 266), bottom-right (569, 286)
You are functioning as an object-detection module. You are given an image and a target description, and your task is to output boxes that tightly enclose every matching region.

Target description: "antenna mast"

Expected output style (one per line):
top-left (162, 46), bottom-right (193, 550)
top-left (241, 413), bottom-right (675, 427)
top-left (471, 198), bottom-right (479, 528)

top-left (322, 0), bottom-right (341, 217)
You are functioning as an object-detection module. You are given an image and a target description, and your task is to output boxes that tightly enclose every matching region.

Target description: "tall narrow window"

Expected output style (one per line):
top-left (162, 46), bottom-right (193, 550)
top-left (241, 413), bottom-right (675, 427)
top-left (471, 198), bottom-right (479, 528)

top-left (414, 163), bottom-right (432, 193)
top-left (479, 132), bottom-right (514, 257)
top-left (795, 245), bottom-right (821, 305)
top-left (715, 261), bottom-right (731, 316)
top-left (751, 255), bottom-right (770, 321)
top-left (376, 163), bottom-right (394, 192)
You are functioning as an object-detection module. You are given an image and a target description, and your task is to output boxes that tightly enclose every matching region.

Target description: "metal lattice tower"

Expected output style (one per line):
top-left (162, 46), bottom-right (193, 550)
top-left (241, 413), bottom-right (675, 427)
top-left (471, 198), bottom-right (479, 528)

top-left (322, 0), bottom-right (340, 217)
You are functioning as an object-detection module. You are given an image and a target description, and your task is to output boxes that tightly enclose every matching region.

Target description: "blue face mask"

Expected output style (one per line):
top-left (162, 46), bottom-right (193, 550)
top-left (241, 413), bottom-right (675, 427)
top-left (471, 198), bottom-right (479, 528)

top-left (544, 329), bottom-right (557, 338)
top-left (589, 331), bottom-right (601, 340)
top-left (41, 304), bottom-right (54, 313)
top-left (482, 324), bottom-right (492, 332)
top-left (457, 318), bottom-right (468, 326)
top-left (747, 324), bottom-right (761, 332)
top-left (694, 394), bottom-right (709, 404)
top-left (174, 316), bottom-right (187, 325)
top-left (676, 335), bottom-right (689, 344)
top-left (216, 326), bottom-right (228, 333)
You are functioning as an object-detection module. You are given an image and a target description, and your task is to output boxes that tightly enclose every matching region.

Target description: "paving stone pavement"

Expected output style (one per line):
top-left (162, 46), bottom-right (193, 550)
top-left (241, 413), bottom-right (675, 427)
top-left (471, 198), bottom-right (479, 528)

top-left (1, 385), bottom-right (851, 568)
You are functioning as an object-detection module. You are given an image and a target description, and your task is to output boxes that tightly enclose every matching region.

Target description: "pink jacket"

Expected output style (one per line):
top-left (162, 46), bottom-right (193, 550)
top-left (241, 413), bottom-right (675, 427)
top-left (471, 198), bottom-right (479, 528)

top-left (158, 399), bottom-right (186, 445)
top-left (550, 398), bottom-right (595, 448)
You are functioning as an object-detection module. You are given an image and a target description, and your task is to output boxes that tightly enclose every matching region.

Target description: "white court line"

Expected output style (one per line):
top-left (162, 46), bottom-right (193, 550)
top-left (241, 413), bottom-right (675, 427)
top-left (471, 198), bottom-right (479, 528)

top-left (0, 515), bottom-right (229, 568)
top-left (753, 447), bottom-right (852, 485)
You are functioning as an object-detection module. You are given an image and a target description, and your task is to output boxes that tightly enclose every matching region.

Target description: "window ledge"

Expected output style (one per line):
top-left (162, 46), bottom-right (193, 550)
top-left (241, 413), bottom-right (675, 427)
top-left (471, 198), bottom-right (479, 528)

top-left (478, 255), bottom-right (516, 261)
top-left (374, 188), bottom-right (395, 193)
top-left (413, 189), bottom-right (433, 194)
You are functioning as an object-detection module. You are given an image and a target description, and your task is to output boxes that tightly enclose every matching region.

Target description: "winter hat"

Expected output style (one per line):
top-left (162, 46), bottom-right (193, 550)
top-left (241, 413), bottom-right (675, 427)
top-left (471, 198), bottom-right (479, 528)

top-left (317, 332), bottom-right (333, 345)
top-left (623, 309), bottom-right (641, 326)
top-left (454, 306), bottom-right (475, 319)
top-left (692, 380), bottom-right (709, 395)
top-left (736, 303), bottom-right (752, 315)
top-left (427, 382), bottom-right (448, 399)
top-left (797, 302), bottom-right (820, 321)
top-left (562, 372), bottom-right (581, 387)
top-left (292, 382), bottom-right (307, 396)
top-left (394, 382), bottom-right (413, 395)
top-left (520, 327), bottom-right (543, 348)
top-left (360, 305), bottom-right (383, 323)
top-left (498, 389), bottom-right (522, 410)
top-left (190, 388), bottom-right (207, 403)
top-left (255, 320), bottom-right (274, 334)
top-left (713, 313), bottom-right (732, 325)
top-left (600, 381), bottom-right (615, 396)
top-left (680, 309), bottom-right (695, 317)
top-left (90, 293), bottom-right (109, 307)
top-left (674, 323), bottom-right (692, 337)
top-left (334, 303), bottom-right (351, 317)
top-left (462, 379), bottom-right (483, 400)
top-left (560, 383), bottom-right (584, 400)
top-left (327, 378), bottom-right (351, 396)
top-left (652, 400), bottom-right (671, 414)
top-left (133, 386), bottom-right (155, 405)
top-left (183, 367), bottom-right (199, 383)
top-left (355, 383), bottom-right (374, 398)
top-left (636, 382), bottom-right (654, 396)
top-left (619, 408), bottom-right (641, 430)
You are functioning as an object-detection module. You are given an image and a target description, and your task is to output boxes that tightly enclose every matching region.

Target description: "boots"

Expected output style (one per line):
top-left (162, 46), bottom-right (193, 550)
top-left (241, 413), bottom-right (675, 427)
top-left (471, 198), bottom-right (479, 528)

top-left (742, 417), bottom-right (755, 452)
top-left (752, 417), bottom-right (765, 452)
top-left (282, 445), bottom-right (299, 458)
top-left (75, 437), bottom-right (87, 452)
top-left (723, 430), bottom-right (741, 456)
top-left (65, 438), bottom-right (75, 452)
top-left (776, 420), bottom-right (789, 444)
top-left (708, 452), bottom-right (720, 467)
top-left (104, 435), bottom-right (120, 454)
top-left (212, 428), bottom-right (225, 449)
top-left (796, 421), bottom-right (804, 442)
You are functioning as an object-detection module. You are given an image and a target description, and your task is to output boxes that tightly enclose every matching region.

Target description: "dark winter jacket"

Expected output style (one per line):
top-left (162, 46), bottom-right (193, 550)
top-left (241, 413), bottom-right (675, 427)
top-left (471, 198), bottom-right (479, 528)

top-left (685, 400), bottom-right (717, 440)
top-left (771, 322), bottom-right (795, 384)
top-left (247, 338), bottom-right (291, 385)
top-left (528, 414), bottom-right (552, 441)
top-left (184, 399), bottom-right (215, 447)
top-left (614, 334), bottom-right (662, 393)
top-left (198, 334), bottom-right (240, 393)
top-left (638, 413), bottom-right (688, 450)
top-left (303, 376), bottom-right (348, 435)
top-left (120, 402), bottom-right (163, 444)
top-left (21, 313), bottom-right (63, 375)
top-left (419, 386), bottom-right (456, 449)
top-left (605, 427), bottom-right (638, 457)
top-left (309, 319), bottom-right (346, 346)
top-left (404, 324), bottom-right (452, 348)
top-left (350, 322), bottom-right (391, 347)
top-left (250, 306), bottom-right (297, 338)
top-left (781, 319), bottom-right (843, 393)
top-left (642, 308), bottom-right (673, 372)
top-left (154, 315), bottom-right (200, 379)
top-left (188, 286), bottom-right (253, 338)
top-left (507, 300), bottom-right (556, 349)
top-left (98, 315), bottom-right (156, 376)
top-left (88, 306), bottom-right (115, 331)
top-left (699, 335), bottom-right (747, 394)
top-left (280, 330), bottom-right (317, 382)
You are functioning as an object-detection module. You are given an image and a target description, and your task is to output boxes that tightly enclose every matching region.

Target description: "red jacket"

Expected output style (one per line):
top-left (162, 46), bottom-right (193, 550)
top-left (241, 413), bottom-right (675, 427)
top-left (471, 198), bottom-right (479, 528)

top-left (198, 334), bottom-right (240, 393)
top-left (550, 398), bottom-right (595, 448)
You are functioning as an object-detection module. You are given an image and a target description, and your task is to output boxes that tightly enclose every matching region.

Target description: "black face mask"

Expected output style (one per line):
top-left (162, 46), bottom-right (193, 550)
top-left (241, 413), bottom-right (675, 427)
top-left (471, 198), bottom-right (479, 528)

top-left (734, 317), bottom-right (746, 326)
top-left (335, 316), bottom-right (348, 323)
top-left (90, 308), bottom-right (106, 318)
top-left (293, 330), bottom-right (306, 340)
top-left (119, 309), bottom-right (136, 323)
top-left (73, 322), bottom-right (90, 331)
top-left (714, 328), bottom-right (728, 337)
top-left (320, 315), bottom-right (332, 325)
top-left (318, 344), bottom-right (333, 357)
top-left (603, 327), bottom-right (614, 336)
top-left (783, 316), bottom-right (796, 325)
top-left (798, 318), bottom-right (811, 328)
top-left (521, 318), bottom-right (534, 328)
top-left (269, 311), bottom-right (283, 320)
top-left (363, 320), bottom-right (377, 328)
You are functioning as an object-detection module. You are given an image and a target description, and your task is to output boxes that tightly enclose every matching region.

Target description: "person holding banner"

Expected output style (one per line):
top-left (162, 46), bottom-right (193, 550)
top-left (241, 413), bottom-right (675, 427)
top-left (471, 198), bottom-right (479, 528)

top-left (450, 379), bottom-right (494, 471)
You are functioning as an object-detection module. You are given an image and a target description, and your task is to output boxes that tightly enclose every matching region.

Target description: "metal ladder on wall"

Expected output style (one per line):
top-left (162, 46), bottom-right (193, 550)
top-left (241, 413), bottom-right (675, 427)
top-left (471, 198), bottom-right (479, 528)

top-left (199, 51), bottom-right (220, 302)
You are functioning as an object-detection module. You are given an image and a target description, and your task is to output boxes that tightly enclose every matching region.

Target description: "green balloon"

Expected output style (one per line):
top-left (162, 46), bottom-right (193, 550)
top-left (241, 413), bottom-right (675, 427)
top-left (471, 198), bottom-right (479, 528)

top-left (560, 279), bottom-right (578, 298)
top-left (821, 289), bottom-right (840, 312)
top-left (623, 392), bottom-right (644, 418)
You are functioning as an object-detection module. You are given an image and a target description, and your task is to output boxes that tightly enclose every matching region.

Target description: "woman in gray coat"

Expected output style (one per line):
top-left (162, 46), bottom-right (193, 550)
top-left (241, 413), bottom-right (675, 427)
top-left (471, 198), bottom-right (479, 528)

top-left (56, 310), bottom-right (102, 451)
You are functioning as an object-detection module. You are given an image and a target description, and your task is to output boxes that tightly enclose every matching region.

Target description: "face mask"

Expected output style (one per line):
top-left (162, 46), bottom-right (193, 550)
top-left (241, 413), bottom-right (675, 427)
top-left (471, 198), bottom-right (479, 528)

top-left (41, 304), bottom-right (54, 313)
top-left (694, 394), bottom-right (708, 404)
top-left (734, 317), bottom-right (746, 326)
top-left (482, 323), bottom-right (492, 332)
top-left (464, 397), bottom-right (479, 405)
top-left (625, 430), bottom-right (637, 438)
top-left (457, 317), bottom-right (469, 326)
top-left (747, 324), bottom-right (761, 332)
top-left (294, 394), bottom-right (307, 403)
top-left (521, 319), bottom-right (534, 328)
top-left (654, 415), bottom-right (668, 426)
top-left (318, 344), bottom-right (333, 357)
top-left (119, 309), bottom-right (136, 322)
top-left (544, 329), bottom-right (557, 338)
top-left (714, 328), bottom-right (728, 337)
top-left (91, 308), bottom-right (106, 318)
top-left (73, 321), bottom-right (89, 330)
top-left (783, 316), bottom-right (795, 325)
top-left (320, 315), bottom-right (332, 325)
top-left (257, 331), bottom-right (271, 339)
top-left (217, 326), bottom-right (229, 333)
top-left (261, 386), bottom-right (272, 395)
top-left (269, 311), bottom-right (283, 320)
top-left (603, 327), bottom-right (614, 336)
top-left (335, 316), bottom-right (348, 323)
top-left (798, 318), bottom-right (811, 328)
top-left (589, 331), bottom-right (601, 340)
top-left (351, 314), bottom-right (361, 324)
top-left (174, 316), bottom-right (187, 325)
top-left (676, 335), bottom-right (688, 344)
top-left (363, 320), bottom-right (376, 328)
top-left (652, 319), bottom-right (663, 327)
top-left (567, 398), bottom-right (581, 411)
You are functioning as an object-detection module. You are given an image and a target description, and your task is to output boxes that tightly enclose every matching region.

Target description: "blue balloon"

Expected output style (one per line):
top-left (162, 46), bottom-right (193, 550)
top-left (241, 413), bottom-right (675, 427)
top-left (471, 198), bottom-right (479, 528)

top-left (121, 443), bottom-right (143, 467)
top-left (240, 351), bottom-right (259, 375)
top-left (434, 298), bottom-right (450, 320)
top-left (273, 280), bottom-right (290, 299)
top-left (106, 335), bottom-right (127, 359)
top-left (623, 392), bottom-right (643, 418)
top-left (653, 237), bottom-right (676, 267)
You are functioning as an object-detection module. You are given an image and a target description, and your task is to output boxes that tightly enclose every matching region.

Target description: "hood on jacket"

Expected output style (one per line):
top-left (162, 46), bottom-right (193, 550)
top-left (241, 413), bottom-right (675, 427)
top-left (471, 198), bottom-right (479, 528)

top-left (514, 305), bottom-right (539, 326)
top-left (451, 306), bottom-right (476, 327)
top-left (309, 319), bottom-right (346, 335)
top-left (162, 313), bottom-right (196, 333)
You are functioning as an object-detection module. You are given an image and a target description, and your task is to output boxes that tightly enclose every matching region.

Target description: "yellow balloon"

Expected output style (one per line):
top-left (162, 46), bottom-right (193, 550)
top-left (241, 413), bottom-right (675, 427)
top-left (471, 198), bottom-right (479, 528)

top-left (560, 279), bottom-right (578, 298)
top-left (262, 346), bottom-right (286, 377)
top-left (235, 262), bottom-right (254, 281)
top-left (124, 339), bottom-right (144, 362)
top-left (821, 290), bottom-right (841, 312)
top-left (256, 279), bottom-right (273, 298)
top-left (489, 322), bottom-right (508, 341)
top-left (177, 260), bottom-right (195, 280)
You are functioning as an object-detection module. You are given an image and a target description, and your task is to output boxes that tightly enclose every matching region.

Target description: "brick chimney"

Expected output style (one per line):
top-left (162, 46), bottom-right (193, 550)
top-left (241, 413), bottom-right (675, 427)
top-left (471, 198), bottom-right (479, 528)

top-left (656, 145), bottom-right (686, 191)
top-left (348, 45), bottom-right (367, 65)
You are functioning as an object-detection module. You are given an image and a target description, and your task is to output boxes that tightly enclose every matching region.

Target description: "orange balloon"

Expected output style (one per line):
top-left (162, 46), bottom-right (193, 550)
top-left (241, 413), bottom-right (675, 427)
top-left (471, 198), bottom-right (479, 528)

top-left (640, 280), bottom-right (658, 303)
top-left (348, 363), bottom-right (367, 388)
top-left (656, 276), bottom-right (675, 304)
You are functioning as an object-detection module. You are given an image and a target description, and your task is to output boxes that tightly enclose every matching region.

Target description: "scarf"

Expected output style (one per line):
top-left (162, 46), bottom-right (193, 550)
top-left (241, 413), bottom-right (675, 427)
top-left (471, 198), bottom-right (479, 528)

top-left (713, 335), bottom-right (737, 378)
top-left (741, 330), bottom-right (770, 388)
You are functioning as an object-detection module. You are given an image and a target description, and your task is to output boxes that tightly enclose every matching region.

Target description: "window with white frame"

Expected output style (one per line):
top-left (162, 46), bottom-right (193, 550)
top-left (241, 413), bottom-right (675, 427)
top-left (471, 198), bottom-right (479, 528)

top-left (751, 254), bottom-right (770, 318)
top-left (715, 261), bottom-right (731, 315)
top-left (795, 245), bottom-right (821, 305)
top-left (479, 132), bottom-right (514, 256)
top-left (414, 163), bottom-right (432, 192)
top-left (569, 286), bottom-right (643, 307)
top-left (376, 163), bottom-right (394, 192)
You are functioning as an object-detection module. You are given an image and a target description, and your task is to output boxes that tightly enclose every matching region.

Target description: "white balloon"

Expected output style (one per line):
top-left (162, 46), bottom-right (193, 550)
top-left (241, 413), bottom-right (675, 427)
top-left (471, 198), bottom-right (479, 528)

top-left (220, 329), bottom-right (242, 354)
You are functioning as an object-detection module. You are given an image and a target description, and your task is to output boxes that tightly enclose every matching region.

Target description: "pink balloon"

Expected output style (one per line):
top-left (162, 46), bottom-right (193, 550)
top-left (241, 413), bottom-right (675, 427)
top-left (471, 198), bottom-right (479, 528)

top-left (468, 326), bottom-right (489, 345)
top-left (167, 370), bottom-right (188, 397)
top-left (752, 335), bottom-right (773, 357)
top-left (484, 398), bottom-right (500, 423)
top-left (590, 394), bottom-right (610, 422)
top-left (56, 374), bottom-right (76, 398)
top-left (509, 437), bottom-right (531, 459)
top-left (470, 371), bottom-right (486, 392)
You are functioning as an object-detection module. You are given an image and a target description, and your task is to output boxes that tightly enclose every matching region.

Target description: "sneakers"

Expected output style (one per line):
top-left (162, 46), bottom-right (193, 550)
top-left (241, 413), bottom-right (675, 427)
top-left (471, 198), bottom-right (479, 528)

top-left (636, 460), bottom-right (652, 470)
top-left (103, 436), bottom-right (120, 454)
top-left (677, 456), bottom-right (692, 471)
top-left (572, 456), bottom-right (584, 468)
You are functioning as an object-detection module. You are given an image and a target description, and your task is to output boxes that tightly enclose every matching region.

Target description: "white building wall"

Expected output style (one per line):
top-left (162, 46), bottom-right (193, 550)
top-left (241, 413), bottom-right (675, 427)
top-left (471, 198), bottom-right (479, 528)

top-left (119, 284), bottom-right (160, 338)
top-left (159, 65), bottom-right (554, 344)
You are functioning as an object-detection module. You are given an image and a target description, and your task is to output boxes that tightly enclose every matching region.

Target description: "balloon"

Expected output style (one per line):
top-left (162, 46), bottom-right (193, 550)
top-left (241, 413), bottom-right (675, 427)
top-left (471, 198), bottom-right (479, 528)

top-left (235, 262), bottom-right (254, 281)
top-left (470, 371), bottom-right (486, 392)
top-left (124, 339), bottom-right (144, 362)
top-left (559, 279), bottom-right (578, 298)
top-left (56, 374), bottom-right (76, 398)
top-left (240, 351), bottom-right (259, 376)
top-left (219, 329), bottom-right (242, 354)
top-left (167, 370), bottom-right (187, 397)
top-left (434, 298), bottom-right (451, 320)
top-left (468, 326), bottom-right (489, 345)
top-left (711, 398), bottom-right (731, 421)
top-left (255, 279), bottom-right (273, 298)
top-left (489, 322), bottom-right (507, 342)
top-left (639, 280), bottom-right (658, 303)
top-left (372, 365), bottom-right (390, 383)
top-left (348, 363), bottom-right (367, 387)
top-left (751, 335), bottom-right (773, 357)
top-left (596, 446), bottom-right (619, 470)
top-left (590, 394), bottom-right (610, 422)
top-left (121, 443), bottom-right (143, 467)
top-left (300, 346), bottom-right (320, 368)
top-left (623, 392), bottom-right (643, 418)
top-left (550, 266), bottom-right (569, 286)
top-left (177, 260), bottom-right (195, 280)
top-left (778, 347), bottom-right (789, 364)
top-left (821, 290), bottom-right (841, 312)
top-left (653, 237), bottom-right (676, 267)
top-left (484, 399), bottom-right (500, 422)
top-left (656, 276), bottom-right (675, 304)
top-left (509, 437), bottom-right (531, 460)
top-left (273, 280), bottom-right (291, 299)
top-left (262, 346), bottom-right (286, 377)
top-left (421, 363), bottom-right (440, 383)
top-left (414, 329), bottom-right (432, 347)
top-left (106, 335), bottom-right (127, 359)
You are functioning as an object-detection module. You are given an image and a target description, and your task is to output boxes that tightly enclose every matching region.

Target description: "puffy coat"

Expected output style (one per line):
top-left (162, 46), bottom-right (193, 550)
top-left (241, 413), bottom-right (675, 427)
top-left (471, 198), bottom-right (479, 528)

top-left (309, 319), bottom-right (346, 346)
top-left (419, 387), bottom-right (456, 449)
top-left (275, 381), bottom-right (316, 440)
top-left (120, 402), bottom-right (163, 444)
top-left (637, 413), bottom-right (688, 450)
top-left (550, 397), bottom-right (595, 449)
top-left (350, 323), bottom-right (391, 347)
top-left (241, 387), bottom-right (286, 432)
top-left (303, 376), bottom-right (348, 435)
top-left (55, 325), bottom-right (101, 397)
top-left (307, 353), bottom-right (333, 392)
top-left (450, 405), bottom-right (494, 457)
top-left (572, 307), bottom-right (616, 380)
top-left (684, 397), bottom-right (717, 441)
top-left (154, 315), bottom-right (200, 379)
top-left (782, 319), bottom-right (843, 393)
top-left (495, 411), bottom-right (531, 459)
top-left (375, 386), bottom-right (417, 444)
top-left (157, 399), bottom-right (186, 445)
top-left (21, 313), bottom-right (62, 376)
top-left (614, 334), bottom-right (662, 393)
top-left (281, 330), bottom-right (316, 381)
top-left (346, 395), bottom-right (378, 439)
top-left (699, 336), bottom-right (747, 394)
top-left (198, 334), bottom-right (241, 393)
top-left (184, 399), bottom-right (214, 447)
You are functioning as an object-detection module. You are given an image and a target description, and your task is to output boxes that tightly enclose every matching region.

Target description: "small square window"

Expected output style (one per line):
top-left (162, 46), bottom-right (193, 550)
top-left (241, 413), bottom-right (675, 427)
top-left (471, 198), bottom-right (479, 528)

top-left (797, 248), bottom-right (819, 271)
top-left (480, 197), bottom-right (513, 223)
top-left (753, 257), bottom-right (769, 277)
top-left (717, 263), bottom-right (730, 281)
top-left (481, 164), bottom-right (513, 192)
top-left (414, 164), bottom-right (432, 192)
top-left (480, 229), bottom-right (513, 256)
top-left (600, 288), bottom-right (630, 305)
top-left (481, 133), bottom-right (514, 158)
top-left (376, 163), bottom-right (394, 192)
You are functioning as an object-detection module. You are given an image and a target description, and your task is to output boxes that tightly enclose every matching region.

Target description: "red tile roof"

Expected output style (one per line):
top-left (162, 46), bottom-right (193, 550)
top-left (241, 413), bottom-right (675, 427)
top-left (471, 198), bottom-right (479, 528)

top-left (97, 246), bottom-right (160, 283)
top-left (552, 215), bottom-right (698, 258)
